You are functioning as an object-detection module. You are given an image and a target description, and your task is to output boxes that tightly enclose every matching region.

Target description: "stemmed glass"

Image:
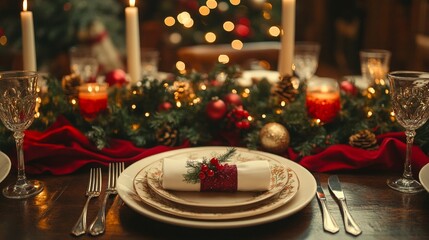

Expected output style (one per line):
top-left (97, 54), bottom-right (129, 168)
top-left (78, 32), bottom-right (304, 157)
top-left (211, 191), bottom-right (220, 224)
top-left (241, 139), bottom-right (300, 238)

top-left (360, 49), bottom-right (391, 88)
top-left (387, 71), bottom-right (429, 193)
top-left (0, 71), bottom-right (44, 199)
top-left (293, 42), bottom-right (320, 86)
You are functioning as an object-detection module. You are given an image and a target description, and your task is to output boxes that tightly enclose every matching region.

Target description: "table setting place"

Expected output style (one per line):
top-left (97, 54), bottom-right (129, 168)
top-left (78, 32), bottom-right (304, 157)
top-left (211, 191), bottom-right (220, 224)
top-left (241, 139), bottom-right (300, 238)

top-left (63, 146), bottom-right (364, 236)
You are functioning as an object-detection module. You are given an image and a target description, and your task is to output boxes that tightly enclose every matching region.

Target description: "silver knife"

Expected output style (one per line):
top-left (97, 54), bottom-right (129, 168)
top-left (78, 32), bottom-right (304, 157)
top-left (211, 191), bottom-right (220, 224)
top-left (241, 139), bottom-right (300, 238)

top-left (315, 176), bottom-right (340, 233)
top-left (328, 175), bottom-right (362, 236)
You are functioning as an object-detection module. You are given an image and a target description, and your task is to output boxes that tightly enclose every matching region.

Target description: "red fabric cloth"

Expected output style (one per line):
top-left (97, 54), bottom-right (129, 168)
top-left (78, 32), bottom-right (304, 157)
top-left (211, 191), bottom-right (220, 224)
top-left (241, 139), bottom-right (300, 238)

top-left (293, 132), bottom-right (429, 175)
top-left (9, 116), bottom-right (429, 175)
top-left (19, 117), bottom-right (190, 175)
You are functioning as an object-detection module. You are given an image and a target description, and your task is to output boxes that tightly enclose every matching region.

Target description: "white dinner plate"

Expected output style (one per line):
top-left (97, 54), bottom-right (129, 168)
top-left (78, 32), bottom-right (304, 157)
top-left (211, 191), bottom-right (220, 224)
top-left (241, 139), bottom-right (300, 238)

top-left (145, 151), bottom-right (289, 208)
top-left (117, 147), bottom-right (316, 229)
top-left (419, 163), bottom-right (429, 193)
top-left (0, 151), bottom-right (11, 184)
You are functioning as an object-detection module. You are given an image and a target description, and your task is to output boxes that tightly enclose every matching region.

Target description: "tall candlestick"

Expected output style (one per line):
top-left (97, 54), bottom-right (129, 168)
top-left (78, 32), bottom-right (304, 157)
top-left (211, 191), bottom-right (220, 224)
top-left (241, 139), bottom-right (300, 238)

top-left (125, 0), bottom-right (141, 84)
top-left (20, 0), bottom-right (37, 71)
top-left (278, 0), bottom-right (295, 77)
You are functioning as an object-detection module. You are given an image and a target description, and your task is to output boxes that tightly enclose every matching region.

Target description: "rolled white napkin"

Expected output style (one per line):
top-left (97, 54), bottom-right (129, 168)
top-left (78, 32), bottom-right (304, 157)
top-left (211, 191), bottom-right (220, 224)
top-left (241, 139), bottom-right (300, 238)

top-left (162, 157), bottom-right (271, 192)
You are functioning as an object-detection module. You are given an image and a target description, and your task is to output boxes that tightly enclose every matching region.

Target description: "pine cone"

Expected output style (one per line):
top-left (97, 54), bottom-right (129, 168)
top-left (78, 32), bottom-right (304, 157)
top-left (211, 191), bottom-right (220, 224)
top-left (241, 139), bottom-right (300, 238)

top-left (61, 73), bottom-right (82, 99)
top-left (349, 130), bottom-right (378, 150)
top-left (155, 124), bottom-right (178, 146)
top-left (271, 75), bottom-right (299, 104)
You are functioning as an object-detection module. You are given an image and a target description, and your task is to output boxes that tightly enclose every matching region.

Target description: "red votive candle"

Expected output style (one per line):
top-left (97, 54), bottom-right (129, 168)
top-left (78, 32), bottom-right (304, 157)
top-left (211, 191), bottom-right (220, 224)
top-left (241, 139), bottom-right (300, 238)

top-left (306, 77), bottom-right (341, 123)
top-left (78, 83), bottom-right (108, 120)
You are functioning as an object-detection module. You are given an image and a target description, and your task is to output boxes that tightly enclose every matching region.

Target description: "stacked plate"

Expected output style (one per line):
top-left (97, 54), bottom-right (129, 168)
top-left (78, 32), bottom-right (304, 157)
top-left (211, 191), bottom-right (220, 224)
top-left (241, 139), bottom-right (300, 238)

top-left (117, 147), bottom-right (317, 229)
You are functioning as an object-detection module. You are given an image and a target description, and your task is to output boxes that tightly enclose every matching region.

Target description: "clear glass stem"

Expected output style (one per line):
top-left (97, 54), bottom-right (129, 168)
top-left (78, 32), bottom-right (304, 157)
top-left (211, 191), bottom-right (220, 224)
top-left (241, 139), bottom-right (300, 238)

top-left (13, 131), bottom-right (28, 187)
top-left (403, 130), bottom-right (416, 180)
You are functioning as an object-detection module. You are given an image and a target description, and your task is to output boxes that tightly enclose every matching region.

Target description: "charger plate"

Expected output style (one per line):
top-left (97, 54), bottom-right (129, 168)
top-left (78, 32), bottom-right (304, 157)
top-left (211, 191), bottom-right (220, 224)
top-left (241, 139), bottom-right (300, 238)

top-left (0, 151), bottom-right (11, 183)
top-left (117, 146), bottom-right (316, 229)
top-left (419, 163), bottom-right (429, 193)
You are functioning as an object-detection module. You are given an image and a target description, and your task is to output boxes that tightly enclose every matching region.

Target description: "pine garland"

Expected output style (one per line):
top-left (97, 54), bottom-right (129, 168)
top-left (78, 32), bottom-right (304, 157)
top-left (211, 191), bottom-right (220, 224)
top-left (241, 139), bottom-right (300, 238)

top-left (1, 65), bottom-right (428, 158)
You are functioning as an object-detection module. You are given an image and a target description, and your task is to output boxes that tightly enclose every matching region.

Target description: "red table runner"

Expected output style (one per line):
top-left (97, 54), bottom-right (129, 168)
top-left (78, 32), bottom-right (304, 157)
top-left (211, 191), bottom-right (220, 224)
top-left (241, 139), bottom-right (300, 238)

top-left (9, 117), bottom-right (429, 175)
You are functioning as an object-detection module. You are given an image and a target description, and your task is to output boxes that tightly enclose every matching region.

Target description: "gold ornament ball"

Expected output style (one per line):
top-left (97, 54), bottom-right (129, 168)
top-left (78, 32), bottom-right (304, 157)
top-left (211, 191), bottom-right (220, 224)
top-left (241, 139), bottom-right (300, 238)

top-left (259, 122), bottom-right (290, 154)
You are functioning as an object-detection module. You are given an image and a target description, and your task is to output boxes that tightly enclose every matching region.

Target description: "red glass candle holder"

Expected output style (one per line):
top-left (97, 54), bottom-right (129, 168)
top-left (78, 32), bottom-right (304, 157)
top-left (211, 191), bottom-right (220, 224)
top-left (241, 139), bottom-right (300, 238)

top-left (305, 77), bottom-right (341, 123)
top-left (78, 83), bottom-right (108, 120)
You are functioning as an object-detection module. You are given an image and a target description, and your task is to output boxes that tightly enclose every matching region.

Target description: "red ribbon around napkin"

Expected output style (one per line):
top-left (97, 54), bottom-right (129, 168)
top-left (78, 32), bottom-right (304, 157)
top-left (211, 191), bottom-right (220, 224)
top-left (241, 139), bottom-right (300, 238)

top-left (7, 116), bottom-right (429, 175)
top-left (19, 116), bottom-right (189, 175)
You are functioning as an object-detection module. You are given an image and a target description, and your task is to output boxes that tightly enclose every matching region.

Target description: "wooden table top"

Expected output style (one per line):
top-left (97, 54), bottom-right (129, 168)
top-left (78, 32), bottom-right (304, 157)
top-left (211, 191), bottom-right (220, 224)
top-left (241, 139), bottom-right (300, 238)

top-left (1, 167), bottom-right (428, 240)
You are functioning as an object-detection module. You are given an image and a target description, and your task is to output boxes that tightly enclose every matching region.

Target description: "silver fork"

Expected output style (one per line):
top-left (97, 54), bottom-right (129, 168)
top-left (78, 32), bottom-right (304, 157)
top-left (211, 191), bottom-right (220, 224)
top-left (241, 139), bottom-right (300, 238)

top-left (89, 162), bottom-right (124, 236)
top-left (71, 168), bottom-right (102, 236)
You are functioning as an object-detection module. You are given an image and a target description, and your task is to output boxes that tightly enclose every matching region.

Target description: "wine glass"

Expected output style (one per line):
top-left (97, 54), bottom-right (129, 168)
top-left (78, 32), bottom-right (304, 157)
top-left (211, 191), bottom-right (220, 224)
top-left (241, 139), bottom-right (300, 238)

top-left (293, 42), bottom-right (320, 86)
top-left (0, 71), bottom-right (44, 199)
top-left (360, 49), bottom-right (391, 88)
top-left (70, 45), bottom-right (99, 83)
top-left (387, 71), bottom-right (429, 193)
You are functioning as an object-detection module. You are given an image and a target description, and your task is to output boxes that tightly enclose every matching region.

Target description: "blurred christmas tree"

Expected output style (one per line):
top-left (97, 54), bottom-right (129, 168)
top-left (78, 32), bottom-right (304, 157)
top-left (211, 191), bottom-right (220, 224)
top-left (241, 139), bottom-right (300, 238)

top-left (0, 0), bottom-right (124, 72)
top-left (159, 0), bottom-right (282, 47)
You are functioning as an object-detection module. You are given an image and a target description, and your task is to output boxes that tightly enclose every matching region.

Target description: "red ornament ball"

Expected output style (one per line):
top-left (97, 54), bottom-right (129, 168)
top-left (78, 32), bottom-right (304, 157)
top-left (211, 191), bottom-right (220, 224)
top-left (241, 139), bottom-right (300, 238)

top-left (158, 101), bottom-right (173, 112)
top-left (340, 80), bottom-right (358, 95)
top-left (206, 98), bottom-right (227, 121)
top-left (105, 69), bottom-right (127, 87)
top-left (223, 93), bottom-right (242, 106)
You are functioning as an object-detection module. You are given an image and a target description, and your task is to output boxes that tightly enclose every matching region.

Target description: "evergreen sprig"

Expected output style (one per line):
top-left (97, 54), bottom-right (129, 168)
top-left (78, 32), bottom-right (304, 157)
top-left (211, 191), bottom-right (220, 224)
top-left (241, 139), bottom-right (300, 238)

top-left (183, 147), bottom-right (236, 184)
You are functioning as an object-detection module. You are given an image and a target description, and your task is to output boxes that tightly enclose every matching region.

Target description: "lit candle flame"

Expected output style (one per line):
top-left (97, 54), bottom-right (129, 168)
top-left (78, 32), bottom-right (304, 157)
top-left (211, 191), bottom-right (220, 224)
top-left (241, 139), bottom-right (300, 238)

top-left (23, 0), bottom-right (27, 11)
top-left (129, 0), bottom-right (135, 7)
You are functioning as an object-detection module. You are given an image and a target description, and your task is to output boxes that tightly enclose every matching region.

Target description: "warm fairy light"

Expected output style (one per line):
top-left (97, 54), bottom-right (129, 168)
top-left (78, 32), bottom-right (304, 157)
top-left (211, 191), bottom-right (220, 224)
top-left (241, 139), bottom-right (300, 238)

top-left (205, 32), bottom-right (216, 43)
top-left (183, 18), bottom-right (194, 28)
top-left (232, 89), bottom-right (237, 94)
top-left (23, 0), bottom-right (27, 11)
top-left (145, 112), bottom-right (150, 117)
top-left (262, 114), bottom-right (266, 119)
top-left (390, 111), bottom-right (395, 117)
top-left (176, 101), bottom-right (182, 108)
top-left (193, 98), bottom-right (201, 104)
top-left (164, 16), bottom-right (175, 26)
top-left (385, 89), bottom-right (389, 95)
top-left (241, 88), bottom-right (250, 98)
top-left (275, 108), bottom-right (283, 115)
top-left (230, 0), bottom-right (240, 6)
top-left (367, 110), bottom-right (373, 118)
top-left (280, 101), bottom-right (286, 107)
top-left (218, 54), bottom-right (229, 64)
top-left (200, 84), bottom-right (207, 90)
top-left (231, 39), bottom-right (243, 50)
top-left (176, 61), bottom-right (186, 71)
top-left (223, 21), bottom-right (235, 32)
top-left (206, 0), bottom-right (218, 9)
top-left (247, 116), bottom-right (253, 121)
top-left (268, 26), bottom-right (281, 37)
top-left (71, 99), bottom-right (77, 105)
top-left (368, 87), bottom-right (376, 94)
top-left (0, 35), bottom-right (7, 46)
top-left (199, 6), bottom-right (210, 16)
top-left (35, 112), bottom-right (40, 118)
top-left (132, 90), bottom-right (138, 95)
top-left (131, 104), bottom-right (137, 110)
top-left (129, 0), bottom-right (135, 7)
top-left (218, 1), bottom-right (229, 11)
top-left (177, 12), bottom-right (193, 28)
top-left (263, 11), bottom-right (271, 20)
top-left (379, 79), bottom-right (386, 85)
top-left (169, 32), bottom-right (182, 44)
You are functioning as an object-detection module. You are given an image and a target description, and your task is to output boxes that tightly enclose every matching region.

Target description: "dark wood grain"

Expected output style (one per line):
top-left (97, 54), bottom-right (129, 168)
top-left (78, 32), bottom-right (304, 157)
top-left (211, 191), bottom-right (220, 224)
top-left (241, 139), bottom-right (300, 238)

top-left (1, 167), bottom-right (429, 240)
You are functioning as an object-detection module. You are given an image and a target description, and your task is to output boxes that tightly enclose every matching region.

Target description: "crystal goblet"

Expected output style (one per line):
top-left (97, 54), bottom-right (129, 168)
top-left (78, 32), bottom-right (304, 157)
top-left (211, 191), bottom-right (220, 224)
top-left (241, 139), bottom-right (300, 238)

top-left (387, 71), bottom-right (429, 193)
top-left (0, 71), bottom-right (44, 199)
top-left (293, 42), bottom-right (320, 86)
